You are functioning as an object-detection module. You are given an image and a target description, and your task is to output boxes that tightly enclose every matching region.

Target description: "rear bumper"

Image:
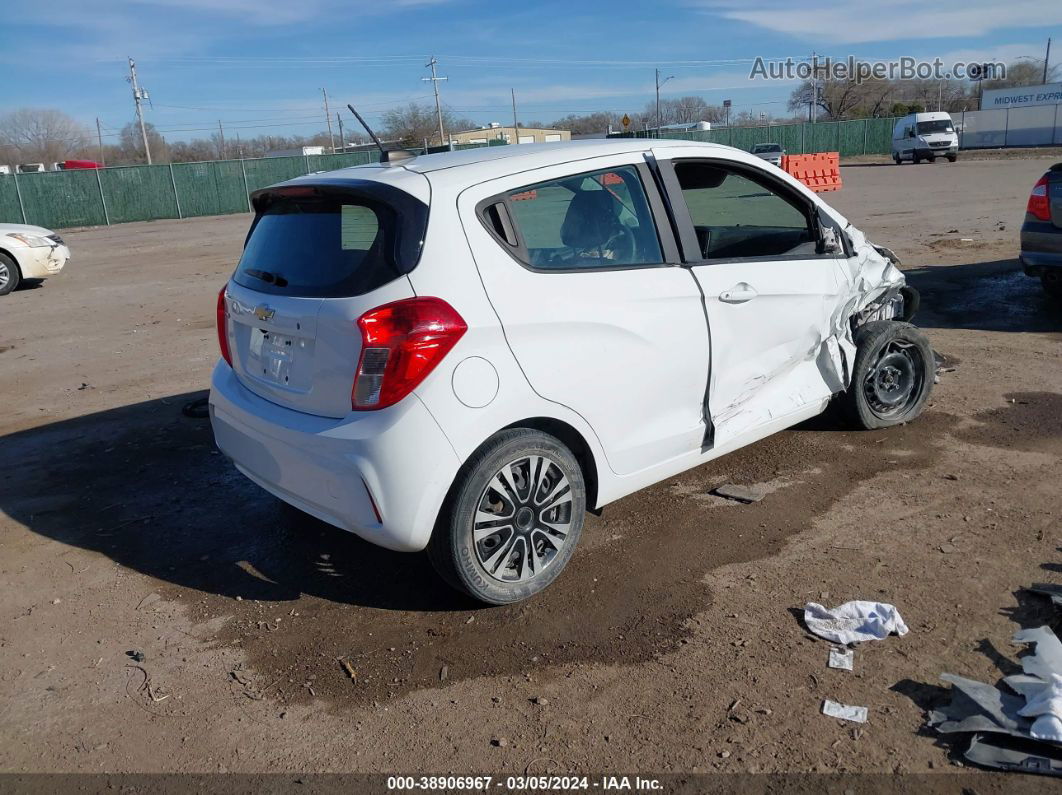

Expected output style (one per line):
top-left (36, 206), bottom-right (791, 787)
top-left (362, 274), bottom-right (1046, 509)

top-left (1020, 225), bottom-right (1062, 275)
top-left (15, 244), bottom-right (69, 279)
top-left (209, 361), bottom-right (461, 552)
top-left (1020, 250), bottom-right (1062, 275)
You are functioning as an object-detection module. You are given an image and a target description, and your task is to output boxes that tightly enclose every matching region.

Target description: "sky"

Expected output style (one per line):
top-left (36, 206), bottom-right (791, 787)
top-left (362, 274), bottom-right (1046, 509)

top-left (2, 0), bottom-right (1060, 145)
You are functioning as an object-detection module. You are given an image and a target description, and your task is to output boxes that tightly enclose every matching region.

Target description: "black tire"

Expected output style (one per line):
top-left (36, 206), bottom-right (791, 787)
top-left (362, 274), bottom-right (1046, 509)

top-left (947, 154), bottom-right (958, 163)
top-left (0, 252), bottom-right (20, 296)
top-left (912, 153), bottom-right (921, 165)
top-left (841, 321), bottom-right (934, 430)
top-left (427, 429), bottom-right (586, 605)
top-left (1042, 271), bottom-right (1062, 300)
top-left (893, 153), bottom-right (902, 165)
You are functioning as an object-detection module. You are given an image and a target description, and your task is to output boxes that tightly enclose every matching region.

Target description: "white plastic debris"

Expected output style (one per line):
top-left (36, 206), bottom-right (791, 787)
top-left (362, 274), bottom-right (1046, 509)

top-left (828, 646), bottom-right (854, 671)
top-left (1017, 674), bottom-right (1062, 743)
top-left (804, 600), bottom-right (909, 645)
top-left (822, 699), bottom-right (868, 723)
top-left (1014, 626), bottom-right (1062, 682)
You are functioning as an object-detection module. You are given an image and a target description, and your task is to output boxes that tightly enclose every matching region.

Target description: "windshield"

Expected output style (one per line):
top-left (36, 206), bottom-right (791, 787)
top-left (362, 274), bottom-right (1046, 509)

top-left (916, 119), bottom-right (953, 135)
top-left (753, 144), bottom-right (782, 153)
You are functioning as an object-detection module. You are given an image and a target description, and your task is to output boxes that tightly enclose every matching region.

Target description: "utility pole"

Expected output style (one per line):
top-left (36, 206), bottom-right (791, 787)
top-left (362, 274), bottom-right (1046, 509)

top-left (423, 57), bottom-right (448, 145)
top-left (217, 120), bottom-right (226, 159)
top-left (809, 52), bottom-right (817, 124)
top-left (127, 57), bottom-right (152, 164)
top-left (95, 117), bottom-right (105, 167)
top-left (655, 68), bottom-right (674, 137)
top-left (511, 88), bottom-right (518, 141)
top-left (322, 88), bottom-right (335, 153)
top-left (1045, 38), bottom-right (1053, 84)
top-left (337, 113), bottom-right (345, 154)
top-left (235, 130), bottom-right (243, 159)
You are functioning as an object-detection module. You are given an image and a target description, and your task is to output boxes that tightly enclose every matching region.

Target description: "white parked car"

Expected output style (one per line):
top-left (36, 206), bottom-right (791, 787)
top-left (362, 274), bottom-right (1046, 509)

top-left (751, 142), bottom-right (784, 167)
top-left (210, 140), bottom-right (931, 604)
top-left (0, 223), bottom-right (70, 296)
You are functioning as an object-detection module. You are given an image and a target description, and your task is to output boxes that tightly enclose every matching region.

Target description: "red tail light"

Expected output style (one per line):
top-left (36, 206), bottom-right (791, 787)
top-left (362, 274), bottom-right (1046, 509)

top-left (352, 297), bottom-right (467, 410)
top-left (1028, 175), bottom-right (1051, 222)
top-left (217, 286), bottom-right (233, 367)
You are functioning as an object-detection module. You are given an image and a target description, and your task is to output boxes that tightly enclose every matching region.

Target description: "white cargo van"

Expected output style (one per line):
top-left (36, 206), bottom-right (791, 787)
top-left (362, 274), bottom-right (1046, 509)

top-left (891, 112), bottom-right (958, 164)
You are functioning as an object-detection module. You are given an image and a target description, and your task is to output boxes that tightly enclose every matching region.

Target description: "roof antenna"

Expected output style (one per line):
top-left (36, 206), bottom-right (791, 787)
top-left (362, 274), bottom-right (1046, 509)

top-left (347, 103), bottom-right (384, 154)
top-left (347, 103), bottom-right (416, 165)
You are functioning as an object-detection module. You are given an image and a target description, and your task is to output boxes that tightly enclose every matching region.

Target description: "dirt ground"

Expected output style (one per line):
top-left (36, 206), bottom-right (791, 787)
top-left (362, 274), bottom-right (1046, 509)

top-left (1, 155), bottom-right (1060, 788)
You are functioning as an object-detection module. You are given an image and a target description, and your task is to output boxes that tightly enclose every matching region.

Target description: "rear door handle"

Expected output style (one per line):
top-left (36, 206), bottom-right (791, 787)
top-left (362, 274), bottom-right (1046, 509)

top-left (719, 283), bottom-right (758, 304)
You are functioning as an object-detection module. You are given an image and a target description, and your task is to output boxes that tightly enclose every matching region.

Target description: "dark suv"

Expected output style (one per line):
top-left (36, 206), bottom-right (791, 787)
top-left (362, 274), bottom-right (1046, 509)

top-left (1020, 163), bottom-right (1062, 299)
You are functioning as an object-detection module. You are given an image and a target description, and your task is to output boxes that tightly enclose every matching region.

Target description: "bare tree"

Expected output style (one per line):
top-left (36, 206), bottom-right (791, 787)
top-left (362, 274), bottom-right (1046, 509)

top-left (982, 60), bottom-right (1058, 91)
top-left (643, 97), bottom-right (724, 126)
top-left (382, 103), bottom-right (476, 146)
top-left (117, 121), bottom-right (169, 164)
top-left (0, 108), bottom-right (90, 167)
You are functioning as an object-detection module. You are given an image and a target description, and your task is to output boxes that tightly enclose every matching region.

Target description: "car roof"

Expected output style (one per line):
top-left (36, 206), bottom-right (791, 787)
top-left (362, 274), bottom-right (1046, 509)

top-left (283, 138), bottom-right (761, 201)
top-left (342, 138), bottom-right (728, 185)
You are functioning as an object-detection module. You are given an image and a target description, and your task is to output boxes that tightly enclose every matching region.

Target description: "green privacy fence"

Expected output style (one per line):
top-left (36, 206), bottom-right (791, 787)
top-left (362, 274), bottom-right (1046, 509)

top-left (0, 149), bottom-right (384, 230)
top-left (1, 122), bottom-right (897, 230)
top-left (612, 117), bottom-right (900, 158)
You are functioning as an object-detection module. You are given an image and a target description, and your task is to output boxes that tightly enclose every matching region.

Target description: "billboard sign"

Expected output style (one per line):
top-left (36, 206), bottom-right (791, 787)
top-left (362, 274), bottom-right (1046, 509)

top-left (981, 83), bottom-right (1062, 109)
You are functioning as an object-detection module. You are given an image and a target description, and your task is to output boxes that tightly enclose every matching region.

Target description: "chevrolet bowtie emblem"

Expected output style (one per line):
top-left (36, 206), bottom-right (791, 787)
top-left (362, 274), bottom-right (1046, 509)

top-left (253, 305), bottom-right (276, 321)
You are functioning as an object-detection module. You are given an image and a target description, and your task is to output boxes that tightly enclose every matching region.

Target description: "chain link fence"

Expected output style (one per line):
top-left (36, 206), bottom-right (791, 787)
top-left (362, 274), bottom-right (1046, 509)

top-left (613, 117), bottom-right (901, 157)
top-left (615, 108), bottom-right (1062, 155)
top-left (5, 110), bottom-right (1061, 230)
top-left (0, 150), bottom-right (383, 230)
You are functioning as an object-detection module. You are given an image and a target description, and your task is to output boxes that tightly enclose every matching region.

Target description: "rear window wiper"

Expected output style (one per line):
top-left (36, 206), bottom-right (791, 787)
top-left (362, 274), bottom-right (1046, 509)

top-left (244, 268), bottom-right (288, 287)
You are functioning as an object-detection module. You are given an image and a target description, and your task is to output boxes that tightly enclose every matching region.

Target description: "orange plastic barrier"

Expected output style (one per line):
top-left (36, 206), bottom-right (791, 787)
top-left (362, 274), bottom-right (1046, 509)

top-left (781, 152), bottom-right (841, 193)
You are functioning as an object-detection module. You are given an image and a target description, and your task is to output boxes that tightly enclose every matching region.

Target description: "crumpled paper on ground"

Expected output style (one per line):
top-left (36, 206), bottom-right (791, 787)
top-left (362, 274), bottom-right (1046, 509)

top-left (803, 600), bottom-right (909, 645)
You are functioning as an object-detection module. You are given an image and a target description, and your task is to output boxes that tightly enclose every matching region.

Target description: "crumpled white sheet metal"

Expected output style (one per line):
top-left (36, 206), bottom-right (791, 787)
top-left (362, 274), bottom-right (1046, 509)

top-left (1015, 626), bottom-right (1062, 682)
top-left (803, 600), bottom-right (909, 645)
top-left (1017, 673), bottom-right (1062, 743)
top-left (930, 624), bottom-right (1062, 761)
top-left (817, 226), bottom-right (906, 390)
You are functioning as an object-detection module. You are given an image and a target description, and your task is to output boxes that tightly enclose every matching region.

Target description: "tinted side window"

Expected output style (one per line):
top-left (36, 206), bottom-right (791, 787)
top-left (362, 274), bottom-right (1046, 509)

top-left (674, 162), bottom-right (814, 260)
top-left (503, 166), bottom-right (663, 270)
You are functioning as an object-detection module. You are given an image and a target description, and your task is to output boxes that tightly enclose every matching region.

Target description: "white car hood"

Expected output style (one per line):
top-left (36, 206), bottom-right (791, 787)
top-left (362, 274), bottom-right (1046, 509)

top-left (0, 223), bottom-right (57, 238)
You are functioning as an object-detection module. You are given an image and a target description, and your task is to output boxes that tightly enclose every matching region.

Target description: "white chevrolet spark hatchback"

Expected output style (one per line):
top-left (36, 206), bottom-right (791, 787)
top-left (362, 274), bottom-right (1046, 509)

top-left (210, 140), bottom-right (931, 604)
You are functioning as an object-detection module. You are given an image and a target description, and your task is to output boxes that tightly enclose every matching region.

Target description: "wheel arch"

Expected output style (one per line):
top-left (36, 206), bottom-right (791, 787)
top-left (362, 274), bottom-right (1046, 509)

top-left (432, 415), bottom-right (604, 545)
top-left (0, 247), bottom-right (23, 275)
top-left (499, 416), bottom-right (600, 512)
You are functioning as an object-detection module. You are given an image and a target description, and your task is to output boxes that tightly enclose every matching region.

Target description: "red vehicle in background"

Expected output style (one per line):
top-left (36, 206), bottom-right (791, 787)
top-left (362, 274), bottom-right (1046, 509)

top-left (52, 160), bottom-right (102, 171)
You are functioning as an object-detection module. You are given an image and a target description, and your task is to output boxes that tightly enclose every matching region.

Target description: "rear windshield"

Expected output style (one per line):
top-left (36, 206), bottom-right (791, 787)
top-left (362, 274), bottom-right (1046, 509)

top-left (234, 185), bottom-right (427, 298)
top-left (753, 144), bottom-right (781, 153)
top-left (916, 119), bottom-right (953, 134)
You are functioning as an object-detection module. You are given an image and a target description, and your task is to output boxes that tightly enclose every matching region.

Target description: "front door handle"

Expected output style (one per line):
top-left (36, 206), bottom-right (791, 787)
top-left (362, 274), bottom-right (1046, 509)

top-left (719, 283), bottom-right (758, 304)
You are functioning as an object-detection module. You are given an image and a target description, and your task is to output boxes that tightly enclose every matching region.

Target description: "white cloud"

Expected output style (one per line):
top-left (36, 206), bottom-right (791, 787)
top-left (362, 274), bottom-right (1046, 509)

top-left (692, 0), bottom-right (1062, 44)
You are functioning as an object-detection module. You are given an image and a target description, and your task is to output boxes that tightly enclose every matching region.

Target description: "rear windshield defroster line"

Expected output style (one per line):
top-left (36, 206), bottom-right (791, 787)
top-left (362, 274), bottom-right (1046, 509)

top-left (234, 181), bottom-right (429, 298)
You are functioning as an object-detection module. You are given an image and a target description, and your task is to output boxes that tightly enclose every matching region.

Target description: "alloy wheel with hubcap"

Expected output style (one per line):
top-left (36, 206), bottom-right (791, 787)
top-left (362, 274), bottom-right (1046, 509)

top-left (428, 428), bottom-right (586, 604)
top-left (0, 254), bottom-right (19, 296)
top-left (473, 454), bottom-right (573, 583)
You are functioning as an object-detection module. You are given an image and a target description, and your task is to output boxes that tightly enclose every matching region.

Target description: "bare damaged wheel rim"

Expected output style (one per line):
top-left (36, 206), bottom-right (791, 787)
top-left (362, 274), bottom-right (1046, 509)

top-left (0, 261), bottom-right (9, 290)
top-left (863, 339), bottom-right (924, 420)
top-left (473, 455), bottom-right (573, 584)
